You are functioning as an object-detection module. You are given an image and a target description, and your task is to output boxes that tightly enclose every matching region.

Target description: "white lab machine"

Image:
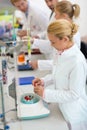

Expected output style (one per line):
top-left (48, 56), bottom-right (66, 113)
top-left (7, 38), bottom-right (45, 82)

top-left (17, 92), bottom-right (50, 120)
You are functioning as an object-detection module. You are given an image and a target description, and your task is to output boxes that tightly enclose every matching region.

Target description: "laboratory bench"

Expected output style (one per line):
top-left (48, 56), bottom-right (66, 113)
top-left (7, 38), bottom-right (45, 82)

top-left (0, 53), bottom-right (68, 130)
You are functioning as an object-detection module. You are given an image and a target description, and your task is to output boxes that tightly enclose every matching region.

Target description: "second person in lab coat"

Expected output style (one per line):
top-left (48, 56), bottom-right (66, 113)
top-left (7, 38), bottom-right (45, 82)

top-left (10, 0), bottom-right (49, 37)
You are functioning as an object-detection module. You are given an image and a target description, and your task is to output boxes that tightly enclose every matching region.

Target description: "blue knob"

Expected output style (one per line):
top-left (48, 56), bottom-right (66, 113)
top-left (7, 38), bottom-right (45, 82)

top-left (5, 125), bottom-right (10, 130)
top-left (0, 114), bottom-right (4, 118)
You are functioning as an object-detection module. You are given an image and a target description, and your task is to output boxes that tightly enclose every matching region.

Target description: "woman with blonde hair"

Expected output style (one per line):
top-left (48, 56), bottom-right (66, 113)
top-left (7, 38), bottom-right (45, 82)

top-left (32, 19), bottom-right (87, 130)
top-left (30, 0), bottom-right (81, 70)
top-left (54, 0), bottom-right (80, 48)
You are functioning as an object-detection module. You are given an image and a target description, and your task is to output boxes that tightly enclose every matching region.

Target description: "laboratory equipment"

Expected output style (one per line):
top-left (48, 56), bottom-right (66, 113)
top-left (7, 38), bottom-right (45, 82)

top-left (1, 46), bottom-right (7, 84)
top-left (0, 77), bottom-right (5, 130)
top-left (17, 92), bottom-right (50, 120)
top-left (16, 75), bottom-right (50, 119)
top-left (17, 63), bottom-right (33, 71)
top-left (18, 76), bottom-right (35, 85)
top-left (0, 47), bottom-right (9, 130)
top-left (27, 29), bottom-right (31, 60)
top-left (17, 52), bottom-right (25, 65)
top-left (1, 31), bottom-right (49, 121)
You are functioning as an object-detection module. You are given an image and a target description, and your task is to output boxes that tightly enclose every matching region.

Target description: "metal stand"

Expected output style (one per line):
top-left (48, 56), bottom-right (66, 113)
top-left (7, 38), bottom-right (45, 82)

top-left (0, 80), bottom-right (6, 130)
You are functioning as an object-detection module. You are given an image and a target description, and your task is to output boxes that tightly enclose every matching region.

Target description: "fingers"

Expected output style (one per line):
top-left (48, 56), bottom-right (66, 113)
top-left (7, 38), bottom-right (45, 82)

top-left (34, 85), bottom-right (40, 94)
top-left (29, 61), bottom-right (38, 69)
top-left (33, 81), bottom-right (41, 86)
top-left (32, 78), bottom-right (41, 86)
top-left (32, 78), bottom-right (44, 97)
top-left (34, 85), bottom-right (44, 97)
top-left (17, 30), bottom-right (27, 37)
top-left (34, 85), bottom-right (39, 92)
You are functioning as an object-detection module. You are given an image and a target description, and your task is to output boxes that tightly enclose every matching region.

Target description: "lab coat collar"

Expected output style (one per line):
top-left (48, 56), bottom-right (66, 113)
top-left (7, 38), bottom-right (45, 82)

top-left (57, 44), bottom-right (78, 56)
top-left (49, 11), bottom-right (54, 20)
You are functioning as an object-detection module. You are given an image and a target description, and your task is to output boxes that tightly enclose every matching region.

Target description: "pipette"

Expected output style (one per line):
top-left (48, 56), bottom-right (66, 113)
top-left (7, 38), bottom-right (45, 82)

top-left (27, 29), bottom-right (31, 60)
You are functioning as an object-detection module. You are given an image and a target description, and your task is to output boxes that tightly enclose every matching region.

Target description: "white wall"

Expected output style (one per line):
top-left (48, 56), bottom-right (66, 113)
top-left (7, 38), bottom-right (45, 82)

top-left (76, 0), bottom-right (87, 36)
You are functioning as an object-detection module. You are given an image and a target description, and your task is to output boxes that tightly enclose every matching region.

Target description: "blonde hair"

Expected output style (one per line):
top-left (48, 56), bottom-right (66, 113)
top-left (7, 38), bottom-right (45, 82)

top-left (47, 19), bottom-right (78, 41)
top-left (10, 0), bottom-right (26, 5)
top-left (55, 0), bottom-right (80, 19)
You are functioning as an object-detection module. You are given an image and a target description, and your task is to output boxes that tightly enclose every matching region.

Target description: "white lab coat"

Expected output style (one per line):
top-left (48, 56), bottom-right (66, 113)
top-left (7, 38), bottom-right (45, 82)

top-left (42, 44), bottom-right (87, 129)
top-left (17, 0), bottom-right (49, 37)
top-left (31, 7), bottom-right (81, 70)
top-left (31, 11), bottom-right (55, 48)
top-left (32, 31), bottom-right (81, 70)
top-left (37, 12), bottom-right (55, 39)
top-left (31, 12), bottom-right (55, 70)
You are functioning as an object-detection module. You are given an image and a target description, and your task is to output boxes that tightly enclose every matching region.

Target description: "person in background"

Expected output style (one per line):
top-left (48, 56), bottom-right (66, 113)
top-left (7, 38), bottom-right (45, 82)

top-left (0, 26), bottom-right (5, 39)
top-left (45, 0), bottom-right (58, 17)
top-left (30, 0), bottom-right (81, 70)
top-left (54, 1), bottom-right (80, 48)
top-left (10, 0), bottom-right (49, 38)
top-left (0, 22), bottom-right (12, 41)
top-left (32, 19), bottom-right (87, 130)
top-left (30, 0), bottom-right (58, 70)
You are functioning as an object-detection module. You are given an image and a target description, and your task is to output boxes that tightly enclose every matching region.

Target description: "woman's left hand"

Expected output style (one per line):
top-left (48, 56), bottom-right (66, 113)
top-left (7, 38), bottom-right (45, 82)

top-left (34, 84), bottom-right (44, 97)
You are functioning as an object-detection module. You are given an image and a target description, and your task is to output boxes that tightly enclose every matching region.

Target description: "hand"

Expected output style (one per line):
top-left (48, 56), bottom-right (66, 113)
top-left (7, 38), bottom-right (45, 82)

top-left (29, 60), bottom-right (38, 69)
top-left (32, 49), bottom-right (41, 53)
top-left (34, 84), bottom-right (44, 97)
top-left (32, 78), bottom-right (43, 86)
top-left (32, 35), bottom-right (40, 39)
top-left (17, 30), bottom-right (27, 38)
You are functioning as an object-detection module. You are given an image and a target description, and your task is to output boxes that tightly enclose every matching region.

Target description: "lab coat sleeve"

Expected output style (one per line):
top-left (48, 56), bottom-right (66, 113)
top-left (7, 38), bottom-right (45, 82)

top-left (34, 10), bottom-right (49, 31)
top-left (44, 62), bottom-right (87, 103)
top-left (38, 60), bottom-right (53, 71)
top-left (37, 31), bottom-right (47, 39)
top-left (29, 1), bottom-right (49, 35)
top-left (31, 39), bottom-right (53, 54)
top-left (22, 2), bottom-right (49, 33)
top-left (41, 74), bottom-right (54, 88)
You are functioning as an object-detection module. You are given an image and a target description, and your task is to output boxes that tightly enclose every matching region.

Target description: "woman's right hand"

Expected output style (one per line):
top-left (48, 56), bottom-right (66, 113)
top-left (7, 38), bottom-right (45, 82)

top-left (29, 60), bottom-right (38, 69)
top-left (17, 30), bottom-right (27, 38)
top-left (32, 78), bottom-right (42, 87)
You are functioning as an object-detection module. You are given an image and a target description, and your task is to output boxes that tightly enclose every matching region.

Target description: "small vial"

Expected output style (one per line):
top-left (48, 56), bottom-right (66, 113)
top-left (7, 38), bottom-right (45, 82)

top-left (18, 52), bottom-right (25, 64)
